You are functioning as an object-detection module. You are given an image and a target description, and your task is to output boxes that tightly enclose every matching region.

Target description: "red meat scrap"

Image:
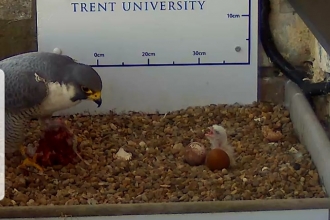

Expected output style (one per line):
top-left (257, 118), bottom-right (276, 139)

top-left (34, 120), bottom-right (80, 167)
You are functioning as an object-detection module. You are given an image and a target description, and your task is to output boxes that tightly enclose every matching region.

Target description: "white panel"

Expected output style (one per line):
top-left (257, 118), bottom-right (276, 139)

top-left (36, 0), bottom-right (258, 114)
top-left (0, 70), bottom-right (4, 200)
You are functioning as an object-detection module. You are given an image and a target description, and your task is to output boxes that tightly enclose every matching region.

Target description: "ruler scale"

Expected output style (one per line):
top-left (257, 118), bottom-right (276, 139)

top-left (91, 0), bottom-right (252, 68)
top-left (88, 0), bottom-right (253, 67)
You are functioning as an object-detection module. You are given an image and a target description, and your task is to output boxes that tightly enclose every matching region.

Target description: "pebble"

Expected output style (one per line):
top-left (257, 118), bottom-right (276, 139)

top-left (2, 102), bottom-right (325, 206)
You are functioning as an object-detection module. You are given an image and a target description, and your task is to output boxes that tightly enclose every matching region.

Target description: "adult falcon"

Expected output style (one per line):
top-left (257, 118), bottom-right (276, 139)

top-left (0, 52), bottom-right (102, 171)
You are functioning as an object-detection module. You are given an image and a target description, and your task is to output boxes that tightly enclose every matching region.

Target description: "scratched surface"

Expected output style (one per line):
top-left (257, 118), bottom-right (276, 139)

top-left (0, 0), bottom-right (32, 20)
top-left (37, 0), bottom-right (258, 114)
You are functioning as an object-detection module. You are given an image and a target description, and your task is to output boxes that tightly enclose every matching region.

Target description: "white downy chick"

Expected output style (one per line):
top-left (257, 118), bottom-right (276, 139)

top-left (205, 124), bottom-right (236, 166)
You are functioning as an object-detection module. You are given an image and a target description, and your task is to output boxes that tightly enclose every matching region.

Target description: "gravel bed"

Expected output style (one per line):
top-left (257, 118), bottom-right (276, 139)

top-left (1, 102), bottom-right (326, 206)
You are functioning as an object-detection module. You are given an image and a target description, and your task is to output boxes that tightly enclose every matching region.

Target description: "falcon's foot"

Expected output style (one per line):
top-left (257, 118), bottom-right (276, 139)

top-left (18, 145), bottom-right (44, 172)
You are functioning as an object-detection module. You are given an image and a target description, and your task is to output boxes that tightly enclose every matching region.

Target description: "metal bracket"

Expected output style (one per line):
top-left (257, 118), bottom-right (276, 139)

top-left (287, 0), bottom-right (330, 55)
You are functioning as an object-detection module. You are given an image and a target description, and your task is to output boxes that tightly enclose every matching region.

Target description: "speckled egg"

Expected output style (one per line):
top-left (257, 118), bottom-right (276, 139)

top-left (184, 142), bottom-right (206, 166)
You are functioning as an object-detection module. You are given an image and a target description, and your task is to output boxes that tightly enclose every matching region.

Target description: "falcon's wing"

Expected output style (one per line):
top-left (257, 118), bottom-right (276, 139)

top-left (3, 69), bottom-right (47, 111)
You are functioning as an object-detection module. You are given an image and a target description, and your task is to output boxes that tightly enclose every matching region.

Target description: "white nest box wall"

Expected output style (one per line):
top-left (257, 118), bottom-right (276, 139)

top-left (36, 0), bottom-right (258, 115)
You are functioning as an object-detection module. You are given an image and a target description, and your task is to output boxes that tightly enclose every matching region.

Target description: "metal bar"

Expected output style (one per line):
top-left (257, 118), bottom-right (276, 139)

top-left (0, 198), bottom-right (329, 218)
top-left (287, 0), bottom-right (330, 55)
top-left (285, 80), bottom-right (330, 193)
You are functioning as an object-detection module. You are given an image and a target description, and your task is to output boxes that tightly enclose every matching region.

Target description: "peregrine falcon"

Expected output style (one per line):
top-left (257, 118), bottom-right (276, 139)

top-left (0, 52), bottom-right (102, 171)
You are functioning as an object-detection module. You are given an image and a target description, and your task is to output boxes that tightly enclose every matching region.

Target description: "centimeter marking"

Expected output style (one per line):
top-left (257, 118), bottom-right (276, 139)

top-left (90, 0), bottom-right (252, 68)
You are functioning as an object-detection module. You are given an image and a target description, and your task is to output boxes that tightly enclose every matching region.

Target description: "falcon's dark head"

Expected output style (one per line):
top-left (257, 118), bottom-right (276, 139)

top-left (64, 63), bottom-right (103, 107)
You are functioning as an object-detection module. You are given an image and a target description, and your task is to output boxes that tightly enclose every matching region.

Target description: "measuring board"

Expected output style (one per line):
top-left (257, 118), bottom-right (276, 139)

top-left (37, 0), bottom-right (258, 114)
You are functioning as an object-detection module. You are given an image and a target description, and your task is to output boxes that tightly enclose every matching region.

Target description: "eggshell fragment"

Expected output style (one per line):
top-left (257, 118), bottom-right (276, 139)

top-left (114, 148), bottom-right (132, 161)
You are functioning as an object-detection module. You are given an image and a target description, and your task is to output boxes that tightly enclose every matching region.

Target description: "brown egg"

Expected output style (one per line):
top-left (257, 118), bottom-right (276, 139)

top-left (205, 148), bottom-right (230, 171)
top-left (184, 142), bottom-right (206, 166)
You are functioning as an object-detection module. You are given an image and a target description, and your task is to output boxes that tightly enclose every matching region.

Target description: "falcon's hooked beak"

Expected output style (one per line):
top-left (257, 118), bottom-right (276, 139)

top-left (87, 91), bottom-right (102, 107)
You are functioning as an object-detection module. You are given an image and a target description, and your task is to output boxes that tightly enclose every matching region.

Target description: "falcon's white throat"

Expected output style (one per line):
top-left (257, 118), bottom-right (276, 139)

top-left (39, 82), bottom-right (80, 115)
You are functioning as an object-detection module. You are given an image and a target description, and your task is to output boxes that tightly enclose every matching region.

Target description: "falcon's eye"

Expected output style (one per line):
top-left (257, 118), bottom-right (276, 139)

top-left (81, 86), bottom-right (91, 93)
